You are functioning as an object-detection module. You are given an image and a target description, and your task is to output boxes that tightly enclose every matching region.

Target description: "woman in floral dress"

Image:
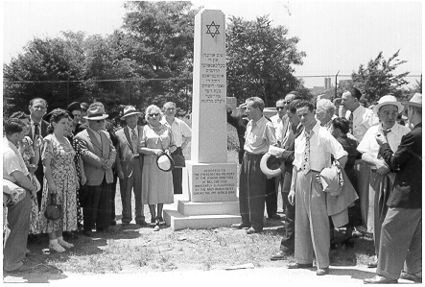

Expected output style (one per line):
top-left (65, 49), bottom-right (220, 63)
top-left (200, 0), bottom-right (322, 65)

top-left (139, 105), bottom-right (176, 231)
top-left (39, 109), bottom-right (78, 253)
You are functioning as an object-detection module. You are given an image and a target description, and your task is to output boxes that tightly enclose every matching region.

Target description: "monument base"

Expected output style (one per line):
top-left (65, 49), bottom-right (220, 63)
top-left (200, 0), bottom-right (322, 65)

top-left (163, 200), bottom-right (241, 231)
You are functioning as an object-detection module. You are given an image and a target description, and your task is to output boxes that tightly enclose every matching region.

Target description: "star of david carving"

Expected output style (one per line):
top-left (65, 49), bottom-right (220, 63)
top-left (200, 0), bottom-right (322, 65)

top-left (206, 21), bottom-right (220, 38)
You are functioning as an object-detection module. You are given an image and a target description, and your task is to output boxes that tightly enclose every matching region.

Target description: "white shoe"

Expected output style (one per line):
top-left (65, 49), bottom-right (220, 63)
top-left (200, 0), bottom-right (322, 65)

top-left (49, 239), bottom-right (65, 253)
top-left (58, 237), bottom-right (74, 249)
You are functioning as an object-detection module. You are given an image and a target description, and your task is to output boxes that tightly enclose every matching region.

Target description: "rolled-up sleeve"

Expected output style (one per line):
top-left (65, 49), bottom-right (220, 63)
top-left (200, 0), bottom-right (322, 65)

top-left (327, 133), bottom-right (347, 160)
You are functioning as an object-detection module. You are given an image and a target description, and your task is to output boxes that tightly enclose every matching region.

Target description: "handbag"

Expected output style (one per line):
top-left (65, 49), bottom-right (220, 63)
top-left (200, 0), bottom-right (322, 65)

top-left (44, 193), bottom-right (62, 220)
top-left (171, 147), bottom-right (186, 168)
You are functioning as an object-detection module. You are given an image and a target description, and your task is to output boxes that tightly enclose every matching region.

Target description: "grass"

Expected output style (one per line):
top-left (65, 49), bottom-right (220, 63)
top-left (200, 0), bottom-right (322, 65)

top-left (11, 148), bottom-right (375, 277)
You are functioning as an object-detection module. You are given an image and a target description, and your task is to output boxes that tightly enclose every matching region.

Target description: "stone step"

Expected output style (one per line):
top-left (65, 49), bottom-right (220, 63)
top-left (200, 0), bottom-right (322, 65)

top-left (163, 209), bottom-right (241, 231)
top-left (177, 200), bottom-right (240, 216)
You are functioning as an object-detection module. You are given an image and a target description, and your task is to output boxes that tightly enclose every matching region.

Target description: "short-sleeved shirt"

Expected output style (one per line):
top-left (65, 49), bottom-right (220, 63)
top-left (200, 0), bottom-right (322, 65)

top-left (244, 116), bottom-right (277, 154)
top-left (3, 137), bottom-right (29, 182)
top-left (161, 117), bottom-right (191, 148)
top-left (270, 114), bottom-right (284, 143)
top-left (293, 121), bottom-right (347, 171)
top-left (357, 123), bottom-right (410, 159)
top-left (345, 105), bottom-right (378, 142)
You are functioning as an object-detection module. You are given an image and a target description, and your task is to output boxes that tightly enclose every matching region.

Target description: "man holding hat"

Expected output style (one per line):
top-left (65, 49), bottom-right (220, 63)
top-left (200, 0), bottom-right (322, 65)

top-left (364, 93), bottom-right (422, 284)
top-left (357, 95), bottom-right (410, 268)
top-left (75, 102), bottom-right (116, 236)
top-left (115, 105), bottom-right (146, 226)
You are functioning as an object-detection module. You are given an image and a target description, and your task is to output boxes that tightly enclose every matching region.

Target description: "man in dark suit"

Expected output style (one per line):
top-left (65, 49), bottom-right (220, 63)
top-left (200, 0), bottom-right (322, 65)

top-left (28, 98), bottom-right (49, 209)
top-left (364, 93), bottom-right (422, 284)
top-left (115, 105), bottom-right (146, 226)
top-left (75, 102), bottom-right (116, 236)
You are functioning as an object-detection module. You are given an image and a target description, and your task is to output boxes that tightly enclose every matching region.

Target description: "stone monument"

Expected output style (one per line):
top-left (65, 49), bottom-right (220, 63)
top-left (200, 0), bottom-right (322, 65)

top-left (164, 9), bottom-right (241, 230)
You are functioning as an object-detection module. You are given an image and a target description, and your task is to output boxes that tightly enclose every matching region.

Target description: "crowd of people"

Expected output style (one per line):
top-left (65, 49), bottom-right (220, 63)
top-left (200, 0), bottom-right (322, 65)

top-left (227, 90), bottom-right (421, 282)
top-left (3, 90), bottom-right (421, 284)
top-left (3, 99), bottom-right (191, 272)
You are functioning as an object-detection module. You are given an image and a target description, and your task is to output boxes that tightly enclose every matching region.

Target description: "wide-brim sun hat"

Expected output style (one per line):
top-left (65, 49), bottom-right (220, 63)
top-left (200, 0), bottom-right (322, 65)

top-left (373, 95), bottom-right (404, 114)
top-left (84, 102), bottom-right (109, 120)
top-left (404, 93), bottom-right (422, 108)
top-left (260, 149), bottom-right (284, 179)
top-left (121, 105), bottom-right (142, 120)
top-left (156, 152), bottom-right (174, 172)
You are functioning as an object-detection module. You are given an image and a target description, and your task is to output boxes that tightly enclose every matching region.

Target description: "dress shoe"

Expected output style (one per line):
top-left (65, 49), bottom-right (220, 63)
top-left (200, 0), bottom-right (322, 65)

top-left (157, 217), bottom-right (166, 225)
top-left (400, 272), bottom-right (422, 283)
top-left (364, 275), bottom-right (397, 284)
top-left (136, 220), bottom-right (148, 227)
top-left (83, 230), bottom-right (92, 237)
top-left (110, 220), bottom-right (117, 226)
top-left (316, 267), bottom-right (329, 276)
top-left (231, 223), bottom-right (250, 229)
top-left (153, 224), bottom-right (160, 232)
top-left (246, 227), bottom-right (261, 234)
top-left (270, 251), bottom-right (286, 261)
top-left (287, 262), bottom-right (313, 269)
top-left (367, 260), bottom-right (378, 268)
top-left (268, 214), bottom-right (281, 220)
top-left (4, 261), bottom-right (33, 273)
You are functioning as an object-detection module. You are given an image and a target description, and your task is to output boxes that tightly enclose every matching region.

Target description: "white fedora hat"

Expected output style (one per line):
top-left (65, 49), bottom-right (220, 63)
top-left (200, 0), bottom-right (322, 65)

top-left (156, 152), bottom-right (174, 172)
top-left (373, 95), bottom-right (404, 114)
top-left (83, 102), bottom-right (109, 121)
top-left (121, 105), bottom-right (142, 120)
top-left (260, 152), bottom-right (284, 179)
top-left (404, 93), bottom-right (422, 108)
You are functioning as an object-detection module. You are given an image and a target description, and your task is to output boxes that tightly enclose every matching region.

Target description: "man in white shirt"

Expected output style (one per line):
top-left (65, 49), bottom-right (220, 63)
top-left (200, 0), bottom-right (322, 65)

top-left (161, 102), bottom-right (192, 195)
top-left (357, 95), bottom-right (410, 268)
top-left (115, 105), bottom-right (145, 226)
top-left (3, 119), bottom-right (38, 272)
top-left (287, 100), bottom-right (347, 276)
top-left (341, 88), bottom-right (378, 233)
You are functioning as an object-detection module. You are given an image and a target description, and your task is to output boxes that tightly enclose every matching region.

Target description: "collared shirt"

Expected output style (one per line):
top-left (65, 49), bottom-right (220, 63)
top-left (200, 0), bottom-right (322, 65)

top-left (127, 126), bottom-right (139, 139)
top-left (357, 123), bottom-right (410, 159)
top-left (345, 105), bottom-right (378, 142)
top-left (270, 114), bottom-right (284, 143)
top-left (3, 137), bottom-right (29, 182)
top-left (161, 117), bottom-right (191, 148)
top-left (244, 116), bottom-right (277, 154)
top-left (87, 127), bottom-right (102, 143)
top-left (30, 119), bottom-right (41, 139)
top-left (293, 121), bottom-right (347, 171)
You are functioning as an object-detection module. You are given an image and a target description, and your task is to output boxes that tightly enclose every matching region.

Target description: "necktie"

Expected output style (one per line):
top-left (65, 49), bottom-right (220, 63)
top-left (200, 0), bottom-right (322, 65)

top-left (131, 129), bottom-right (137, 153)
top-left (302, 130), bottom-right (311, 174)
top-left (34, 123), bottom-right (40, 138)
top-left (348, 112), bottom-right (354, 134)
top-left (377, 128), bottom-right (391, 159)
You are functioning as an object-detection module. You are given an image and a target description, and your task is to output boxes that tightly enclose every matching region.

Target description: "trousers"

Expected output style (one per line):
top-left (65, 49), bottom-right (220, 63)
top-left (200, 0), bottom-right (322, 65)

top-left (294, 170), bottom-right (330, 268)
top-left (265, 178), bottom-right (277, 217)
top-left (239, 152), bottom-right (267, 231)
top-left (377, 208), bottom-right (422, 280)
top-left (82, 178), bottom-right (112, 231)
top-left (4, 192), bottom-right (31, 271)
top-left (119, 159), bottom-right (144, 224)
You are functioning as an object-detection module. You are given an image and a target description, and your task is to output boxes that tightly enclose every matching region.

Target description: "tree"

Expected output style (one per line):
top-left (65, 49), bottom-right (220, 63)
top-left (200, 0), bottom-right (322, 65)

top-left (226, 16), bottom-right (306, 106)
top-left (122, 1), bottom-right (199, 112)
top-left (3, 32), bottom-right (86, 116)
top-left (351, 50), bottom-right (409, 104)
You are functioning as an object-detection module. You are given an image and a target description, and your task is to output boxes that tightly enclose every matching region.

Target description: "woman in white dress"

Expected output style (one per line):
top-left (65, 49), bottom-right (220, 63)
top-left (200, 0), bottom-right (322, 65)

top-left (139, 105), bottom-right (176, 231)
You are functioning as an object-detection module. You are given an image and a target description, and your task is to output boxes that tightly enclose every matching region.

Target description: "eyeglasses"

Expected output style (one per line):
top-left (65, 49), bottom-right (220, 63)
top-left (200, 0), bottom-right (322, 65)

top-left (276, 107), bottom-right (285, 110)
top-left (148, 113), bottom-right (160, 117)
top-left (283, 101), bottom-right (290, 104)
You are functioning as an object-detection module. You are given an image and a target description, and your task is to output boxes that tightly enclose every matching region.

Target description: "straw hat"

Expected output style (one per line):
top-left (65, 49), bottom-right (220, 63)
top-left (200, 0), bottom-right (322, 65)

top-left (373, 95), bottom-right (404, 114)
top-left (156, 152), bottom-right (174, 172)
top-left (260, 148), bottom-right (284, 179)
top-left (404, 93), bottom-right (422, 108)
top-left (120, 105), bottom-right (142, 120)
top-left (83, 102), bottom-right (109, 120)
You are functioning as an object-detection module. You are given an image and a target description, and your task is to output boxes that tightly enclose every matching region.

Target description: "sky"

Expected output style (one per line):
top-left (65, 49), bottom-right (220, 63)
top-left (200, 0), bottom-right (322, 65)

top-left (2, 0), bottom-right (423, 88)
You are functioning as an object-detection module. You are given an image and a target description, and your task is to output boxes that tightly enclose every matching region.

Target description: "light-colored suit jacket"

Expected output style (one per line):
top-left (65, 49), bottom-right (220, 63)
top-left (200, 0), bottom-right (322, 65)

top-left (115, 125), bottom-right (144, 178)
top-left (75, 128), bottom-right (116, 186)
